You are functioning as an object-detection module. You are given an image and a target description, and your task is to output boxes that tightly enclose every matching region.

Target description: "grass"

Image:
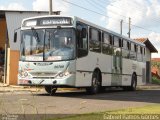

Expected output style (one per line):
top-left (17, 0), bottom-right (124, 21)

top-left (49, 104), bottom-right (160, 120)
top-left (152, 76), bottom-right (160, 85)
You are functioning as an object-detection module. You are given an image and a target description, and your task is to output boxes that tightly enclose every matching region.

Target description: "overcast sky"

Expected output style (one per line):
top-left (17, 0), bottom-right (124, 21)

top-left (0, 0), bottom-right (160, 58)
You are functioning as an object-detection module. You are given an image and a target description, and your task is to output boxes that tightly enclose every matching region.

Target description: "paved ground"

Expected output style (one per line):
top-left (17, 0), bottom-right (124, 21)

top-left (0, 84), bottom-right (160, 119)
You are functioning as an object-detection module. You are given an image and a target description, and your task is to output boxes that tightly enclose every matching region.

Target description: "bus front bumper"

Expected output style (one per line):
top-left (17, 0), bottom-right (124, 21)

top-left (18, 74), bottom-right (76, 87)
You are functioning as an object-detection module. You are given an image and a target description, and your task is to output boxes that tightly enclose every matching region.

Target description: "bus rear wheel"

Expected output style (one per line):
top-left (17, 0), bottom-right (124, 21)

top-left (130, 73), bottom-right (137, 91)
top-left (123, 73), bottom-right (137, 91)
top-left (45, 86), bottom-right (57, 95)
top-left (86, 71), bottom-right (101, 94)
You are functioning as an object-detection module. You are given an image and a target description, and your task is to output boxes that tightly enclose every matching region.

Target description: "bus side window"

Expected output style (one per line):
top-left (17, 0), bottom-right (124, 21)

top-left (114, 36), bottom-right (119, 47)
top-left (119, 38), bottom-right (122, 47)
top-left (102, 32), bottom-right (112, 55)
top-left (89, 28), bottom-right (101, 53)
top-left (137, 46), bottom-right (143, 62)
top-left (109, 35), bottom-right (112, 45)
top-left (130, 43), bottom-right (137, 60)
top-left (122, 40), bottom-right (130, 59)
top-left (76, 22), bottom-right (88, 58)
top-left (113, 36), bottom-right (121, 56)
top-left (143, 47), bottom-right (146, 62)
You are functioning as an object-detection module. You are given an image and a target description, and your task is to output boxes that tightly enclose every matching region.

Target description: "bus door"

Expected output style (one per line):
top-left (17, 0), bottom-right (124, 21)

top-left (111, 37), bottom-right (122, 86)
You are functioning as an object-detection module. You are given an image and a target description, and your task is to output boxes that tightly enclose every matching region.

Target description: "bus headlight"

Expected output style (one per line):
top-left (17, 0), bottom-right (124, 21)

top-left (58, 71), bottom-right (70, 78)
top-left (19, 71), bottom-right (28, 78)
top-left (64, 71), bottom-right (69, 76)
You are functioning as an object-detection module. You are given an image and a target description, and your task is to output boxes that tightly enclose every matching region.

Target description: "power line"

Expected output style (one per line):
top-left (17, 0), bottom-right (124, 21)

top-left (98, 0), bottom-right (160, 24)
top-left (88, 0), bottom-right (128, 19)
top-left (61, 0), bottom-right (158, 33)
top-left (61, 0), bottom-right (120, 21)
top-left (61, 0), bottom-right (160, 47)
top-left (85, 0), bottom-right (106, 14)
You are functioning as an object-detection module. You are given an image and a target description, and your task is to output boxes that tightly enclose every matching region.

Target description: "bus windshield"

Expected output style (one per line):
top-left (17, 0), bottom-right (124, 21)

top-left (20, 28), bottom-right (76, 61)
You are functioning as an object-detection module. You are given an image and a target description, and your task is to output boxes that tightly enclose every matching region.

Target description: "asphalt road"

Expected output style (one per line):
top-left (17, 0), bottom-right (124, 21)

top-left (0, 88), bottom-right (160, 119)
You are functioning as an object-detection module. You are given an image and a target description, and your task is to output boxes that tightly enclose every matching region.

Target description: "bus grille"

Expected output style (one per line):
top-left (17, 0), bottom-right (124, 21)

top-left (30, 72), bottom-right (57, 78)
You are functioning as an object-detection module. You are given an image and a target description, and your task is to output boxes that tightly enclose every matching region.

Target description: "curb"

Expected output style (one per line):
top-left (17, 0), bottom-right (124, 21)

top-left (0, 85), bottom-right (44, 93)
top-left (137, 84), bottom-right (160, 90)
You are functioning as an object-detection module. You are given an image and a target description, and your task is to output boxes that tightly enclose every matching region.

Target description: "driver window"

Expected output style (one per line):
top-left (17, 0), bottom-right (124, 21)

top-left (77, 22), bottom-right (88, 50)
top-left (76, 22), bottom-right (88, 58)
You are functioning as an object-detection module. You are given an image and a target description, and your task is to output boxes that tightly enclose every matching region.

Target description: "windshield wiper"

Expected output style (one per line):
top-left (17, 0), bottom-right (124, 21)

top-left (31, 27), bottom-right (40, 42)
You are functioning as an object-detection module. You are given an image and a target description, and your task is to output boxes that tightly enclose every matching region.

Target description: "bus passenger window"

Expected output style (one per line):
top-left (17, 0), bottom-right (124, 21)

top-left (143, 47), bottom-right (146, 62)
top-left (130, 43), bottom-right (137, 60)
top-left (109, 35), bottom-right (112, 45)
top-left (89, 28), bottom-right (101, 53)
top-left (119, 39), bottom-right (122, 47)
top-left (102, 33), bottom-right (112, 55)
top-left (127, 42), bottom-right (130, 50)
top-left (134, 44), bottom-right (137, 52)
top-left (113, 36), bottom-right (121, 56)
top-left (114, 36), bottom-right (119, 47)
top-left (137, 46), bottom-right (143, 62)
top-left (122, 40), bottom-right (130, 59)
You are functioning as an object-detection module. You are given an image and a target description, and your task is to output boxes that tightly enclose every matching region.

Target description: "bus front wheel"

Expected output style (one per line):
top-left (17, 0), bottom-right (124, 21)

top-left (86, 71), bottom-right (101, 94)
top-left (45, 86), bottom-right (57, 95)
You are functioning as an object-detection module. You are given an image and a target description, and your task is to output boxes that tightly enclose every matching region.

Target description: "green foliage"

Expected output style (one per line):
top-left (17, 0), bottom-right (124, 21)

top-left (152, 76), bottom-right (160, 85)
top-left (151, 61), bottom-right (160, 68)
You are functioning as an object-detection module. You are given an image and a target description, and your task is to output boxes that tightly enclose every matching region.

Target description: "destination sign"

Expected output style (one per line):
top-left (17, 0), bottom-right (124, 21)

top-left (40, 18), bottom-right (72, 26)
top-left (23, 17), bottom-right (72, 27)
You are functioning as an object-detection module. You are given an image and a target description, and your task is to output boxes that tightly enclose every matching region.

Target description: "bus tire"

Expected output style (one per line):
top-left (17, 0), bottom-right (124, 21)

top-left (86, 71), bottom-right (101, 94)
top-left (45, 86), bottom-right (57, 95)
top-left (130, 73), bottom-right (137, 91)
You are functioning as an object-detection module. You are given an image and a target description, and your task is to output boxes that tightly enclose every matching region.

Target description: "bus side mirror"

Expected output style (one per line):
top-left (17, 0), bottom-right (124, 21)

top-left (14, 32), bottom-right (17, 43)
top-left (81, 28), bottom-right (87, 38)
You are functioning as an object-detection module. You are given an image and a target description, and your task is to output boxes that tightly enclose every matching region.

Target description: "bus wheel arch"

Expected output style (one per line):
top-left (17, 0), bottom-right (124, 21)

top-left (86, 68), bottom-right (102, 94)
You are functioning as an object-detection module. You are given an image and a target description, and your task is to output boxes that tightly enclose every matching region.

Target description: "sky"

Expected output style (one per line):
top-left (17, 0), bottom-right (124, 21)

top-left (0, 0), bottom-right (160, 58)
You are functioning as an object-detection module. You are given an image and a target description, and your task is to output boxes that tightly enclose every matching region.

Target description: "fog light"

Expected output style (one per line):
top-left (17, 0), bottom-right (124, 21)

top-left (59, 73), bottom-right (63, 77)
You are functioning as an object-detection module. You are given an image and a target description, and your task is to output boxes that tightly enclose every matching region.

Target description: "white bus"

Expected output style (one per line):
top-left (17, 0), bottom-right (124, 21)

top-left (16, 15), bottom-right (146, 94)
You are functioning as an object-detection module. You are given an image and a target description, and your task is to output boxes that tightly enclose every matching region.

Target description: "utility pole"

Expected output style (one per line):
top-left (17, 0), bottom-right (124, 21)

top-left (128, 17), bottom-right (131, 38)
top-left (49, 0), bottom-right (53, 15)
top-left (120, 20), bottom-right (123, 35)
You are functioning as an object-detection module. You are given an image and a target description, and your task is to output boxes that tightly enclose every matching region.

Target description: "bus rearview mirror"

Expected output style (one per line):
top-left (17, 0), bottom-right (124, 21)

top-left (81, 28), bottom-right (87, 38)
top-left (14, 32), bottom-right (17, 43)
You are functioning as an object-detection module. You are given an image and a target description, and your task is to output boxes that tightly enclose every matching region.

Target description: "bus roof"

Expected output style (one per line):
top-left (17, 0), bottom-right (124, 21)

top-left (22, 15), bottom-right (145, 47)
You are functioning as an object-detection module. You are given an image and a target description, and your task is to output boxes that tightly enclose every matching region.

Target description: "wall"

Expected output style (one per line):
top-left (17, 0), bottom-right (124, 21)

top-left (5, 11), bottom-right (47, 85)
top-left (0, 18), bottom-right (6, 83)
top-left (0, 18), bottom-right (6, 49)
top-left (5, 11), bottom-right (47, 51)
top-left (145, 47), bottom-right (151, 83)
top-left (146, 47), bottom-right (151, 62)
top-left (6, 49), bottom-right (19, 85)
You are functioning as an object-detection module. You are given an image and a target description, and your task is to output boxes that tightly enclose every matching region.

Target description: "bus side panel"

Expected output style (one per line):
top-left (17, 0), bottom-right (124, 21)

top-left (136, 62), bottom-right (146, 85)
top-left (122, 58), bottom-right (146, 86)
top-left (122, 75), bottom-right (132, 86)
top-left (76, 52), bottom-right (112, 87)
top-left (76, 72), bottom-right (92, 87)
top-left (76, 52), bottom-right (97, 87)
top-left (100, 54), bottom-right (112, 86)
top-left (121, 58), bottom-right (133, 86)
top-left (102, 74), bottom-right (112, 86)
